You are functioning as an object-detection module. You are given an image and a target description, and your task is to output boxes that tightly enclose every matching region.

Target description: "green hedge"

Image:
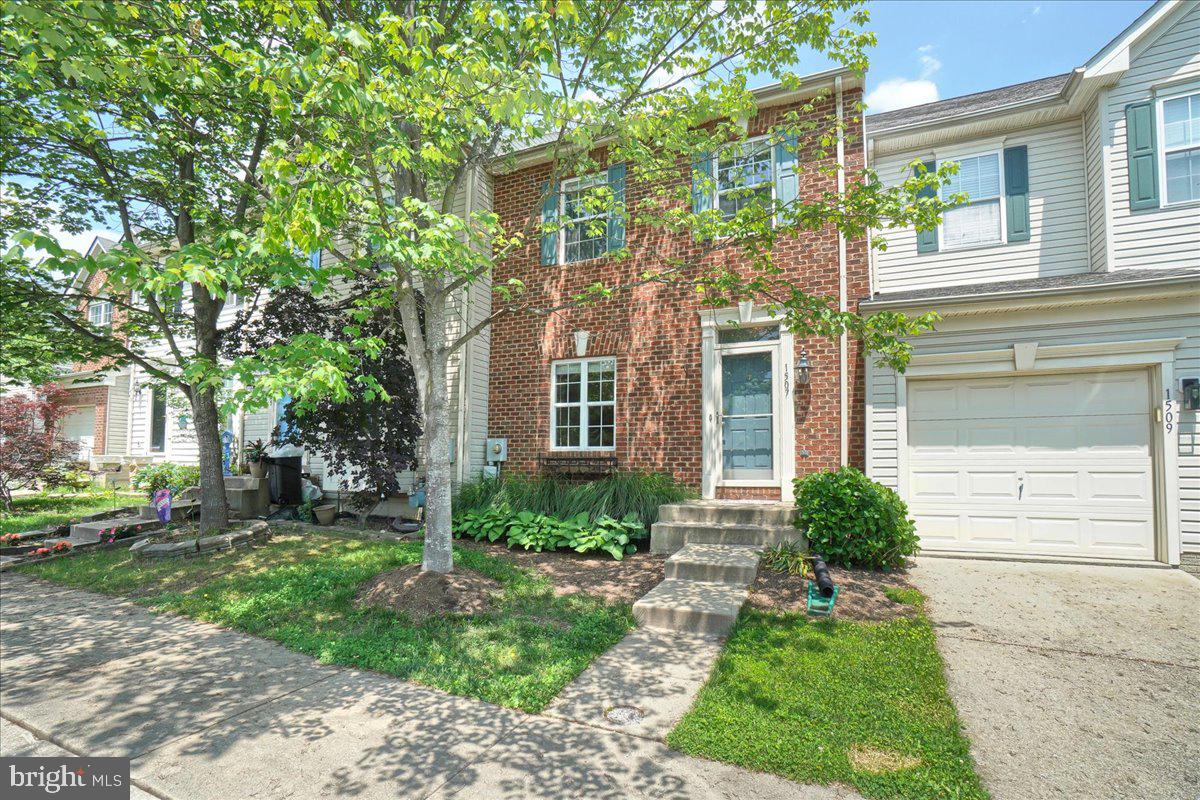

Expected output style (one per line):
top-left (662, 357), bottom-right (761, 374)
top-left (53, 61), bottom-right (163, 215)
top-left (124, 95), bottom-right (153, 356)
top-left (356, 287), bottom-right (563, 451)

top-left (453, 471), bottom-right (695, 528)
top-left (131, 463), bottom-right (201, 500)
top-left (793, 467), bottom-right (919, 570)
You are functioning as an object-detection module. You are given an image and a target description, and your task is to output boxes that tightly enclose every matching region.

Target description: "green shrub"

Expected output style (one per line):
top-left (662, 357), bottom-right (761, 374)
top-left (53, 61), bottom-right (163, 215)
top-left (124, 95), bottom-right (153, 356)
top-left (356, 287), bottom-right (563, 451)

top-left (793, 466), bottom-right (918, 570)
top-left (131, 463), bottom-right (201, 500)
top-left (453, 507), bottom-right (647, 560)
top-left (453, 471), bottom-right (695, 527)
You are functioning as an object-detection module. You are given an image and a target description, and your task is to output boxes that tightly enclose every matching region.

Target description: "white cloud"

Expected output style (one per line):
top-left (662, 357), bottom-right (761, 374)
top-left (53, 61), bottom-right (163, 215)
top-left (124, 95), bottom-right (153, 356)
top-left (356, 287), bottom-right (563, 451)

top-left (866, 44), bottom-right (942, 113)
top-left (865, 78), bottom-right (940, 113)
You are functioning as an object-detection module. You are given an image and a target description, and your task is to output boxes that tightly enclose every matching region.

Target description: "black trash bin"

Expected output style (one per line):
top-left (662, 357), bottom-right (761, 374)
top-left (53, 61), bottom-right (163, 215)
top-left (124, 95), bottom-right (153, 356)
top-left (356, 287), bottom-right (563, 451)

top-left (266, 456), bottom-right (303, 505)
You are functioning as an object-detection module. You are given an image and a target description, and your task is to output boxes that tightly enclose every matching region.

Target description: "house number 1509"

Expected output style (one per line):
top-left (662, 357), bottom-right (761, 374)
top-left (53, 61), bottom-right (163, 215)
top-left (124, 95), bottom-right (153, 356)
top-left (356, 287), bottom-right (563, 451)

top-left (1164, 390), bottom-right (1174, 435)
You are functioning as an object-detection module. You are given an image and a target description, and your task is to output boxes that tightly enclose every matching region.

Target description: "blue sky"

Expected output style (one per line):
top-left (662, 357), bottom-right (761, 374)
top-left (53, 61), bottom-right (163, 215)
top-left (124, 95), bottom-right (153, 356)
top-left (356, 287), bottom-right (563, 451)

top-left (854, 0), bottom-right (1154, 112)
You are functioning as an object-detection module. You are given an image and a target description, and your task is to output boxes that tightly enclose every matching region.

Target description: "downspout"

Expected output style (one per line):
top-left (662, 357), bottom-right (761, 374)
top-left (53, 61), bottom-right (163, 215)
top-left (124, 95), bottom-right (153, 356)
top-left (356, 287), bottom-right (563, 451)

top-left (835, 77), bottom-right (849, 467)
top-left (454, 167), bottom-right (476, 484)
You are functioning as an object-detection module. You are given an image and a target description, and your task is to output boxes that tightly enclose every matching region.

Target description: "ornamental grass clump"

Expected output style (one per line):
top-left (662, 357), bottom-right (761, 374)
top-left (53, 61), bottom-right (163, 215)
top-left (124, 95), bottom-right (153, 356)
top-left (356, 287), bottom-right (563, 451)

top-left (793, 467), bottom-right (919, 570)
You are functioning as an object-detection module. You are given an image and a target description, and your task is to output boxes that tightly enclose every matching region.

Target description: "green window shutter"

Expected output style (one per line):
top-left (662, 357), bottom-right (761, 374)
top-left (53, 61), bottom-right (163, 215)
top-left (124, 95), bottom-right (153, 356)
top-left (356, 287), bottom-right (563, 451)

top-left (691, 152), bottom-right (713, 215)
top-left (1003, 146), bottom-right (1031, 242)
top-left (1125, 102), bottom-right (1159, 211)
top-left (915, 160), bottom-right (939, 253)
top-left (774, 134), bottom-right (799, 224)
top-left (606, 163), bottom-right (626, 253)
top-left (540, 181), bottom-right (559, 265)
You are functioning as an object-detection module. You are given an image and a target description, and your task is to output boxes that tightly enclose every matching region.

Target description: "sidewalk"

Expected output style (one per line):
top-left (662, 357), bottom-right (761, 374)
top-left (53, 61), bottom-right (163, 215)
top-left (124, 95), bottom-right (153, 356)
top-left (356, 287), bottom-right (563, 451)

top-left (0, 574), bottom-right (861, 800)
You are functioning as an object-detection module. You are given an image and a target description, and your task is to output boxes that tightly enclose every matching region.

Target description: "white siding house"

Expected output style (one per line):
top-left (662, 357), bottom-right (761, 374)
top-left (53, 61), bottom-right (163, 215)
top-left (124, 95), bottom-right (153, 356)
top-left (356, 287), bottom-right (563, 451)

top-left (864, 0), bottom-right (1200, 566)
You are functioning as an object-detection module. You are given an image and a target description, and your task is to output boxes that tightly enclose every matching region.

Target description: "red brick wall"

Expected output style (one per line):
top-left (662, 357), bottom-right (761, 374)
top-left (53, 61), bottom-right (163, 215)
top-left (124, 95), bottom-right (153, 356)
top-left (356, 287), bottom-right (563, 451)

top-left (74, 268), bottom-right (126, 374)
top-left (488, 91), bottom-right (869, 498)
top-left (63, 385), bottom-right (109, 455)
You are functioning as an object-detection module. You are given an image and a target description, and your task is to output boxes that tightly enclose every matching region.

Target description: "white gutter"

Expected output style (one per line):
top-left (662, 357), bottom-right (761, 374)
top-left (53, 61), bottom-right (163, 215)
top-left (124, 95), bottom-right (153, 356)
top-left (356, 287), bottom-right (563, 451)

top-left (835, 76), bottom-right (848, 467)
top-left (860, 271), bottom-right (1200, 310)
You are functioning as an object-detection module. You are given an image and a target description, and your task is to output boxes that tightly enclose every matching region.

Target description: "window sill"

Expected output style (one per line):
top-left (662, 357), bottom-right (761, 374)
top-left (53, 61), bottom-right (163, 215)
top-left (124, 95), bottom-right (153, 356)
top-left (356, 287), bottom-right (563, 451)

top-left (1158, 198), bottom-right (1200, 211)
top-left (547, 447), bottom-right (617, 453)
top-left (938, 239), bottom-right (1012, 254)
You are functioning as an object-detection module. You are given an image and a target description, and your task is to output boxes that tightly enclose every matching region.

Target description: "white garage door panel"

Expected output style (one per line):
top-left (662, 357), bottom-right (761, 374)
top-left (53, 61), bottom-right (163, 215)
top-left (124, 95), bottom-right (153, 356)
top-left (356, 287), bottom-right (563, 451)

top-left (907, 371), bottom-right (1155, 561)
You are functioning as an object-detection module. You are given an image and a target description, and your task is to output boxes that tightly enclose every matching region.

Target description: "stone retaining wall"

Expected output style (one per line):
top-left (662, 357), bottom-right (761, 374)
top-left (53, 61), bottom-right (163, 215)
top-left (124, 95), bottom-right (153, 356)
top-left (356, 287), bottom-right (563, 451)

top-left (131, 521), bottom-right (271, 560)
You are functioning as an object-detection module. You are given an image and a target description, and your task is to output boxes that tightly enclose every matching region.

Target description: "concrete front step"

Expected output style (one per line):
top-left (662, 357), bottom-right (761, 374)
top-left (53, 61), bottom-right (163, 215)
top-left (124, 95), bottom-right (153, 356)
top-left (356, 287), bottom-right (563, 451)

top-left (657, 501), bottom-right (795, 527)
top-left (633, 579), bottom-right (749, 636)
top-left (665, 543), bottom-right (761, 585)
top-left (651, 521), bottom-right (804, 555)
top-left (69, 515), bottom-right (148, 541)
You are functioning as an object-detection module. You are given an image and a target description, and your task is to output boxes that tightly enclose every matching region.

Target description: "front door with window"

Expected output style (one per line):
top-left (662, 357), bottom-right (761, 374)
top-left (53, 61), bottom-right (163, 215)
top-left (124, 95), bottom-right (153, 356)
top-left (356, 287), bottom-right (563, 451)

top-left (700, 315), bottom-right (795, 499)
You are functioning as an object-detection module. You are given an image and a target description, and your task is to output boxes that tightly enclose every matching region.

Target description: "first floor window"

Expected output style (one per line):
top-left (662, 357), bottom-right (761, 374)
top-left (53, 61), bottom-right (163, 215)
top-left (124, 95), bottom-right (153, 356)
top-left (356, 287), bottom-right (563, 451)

top-left (941, 152), bottom-right (1003, 248)
top-left (1162, 92), bottom-right (1200, 204)
top-left (88, 299), bottom-right (112, 327)
top-left (150, 387), bottom-right (167, 453)
top-left (552, 357), bottom-right (615, 450)
top-left (717, 139), bottom-right (774, 220)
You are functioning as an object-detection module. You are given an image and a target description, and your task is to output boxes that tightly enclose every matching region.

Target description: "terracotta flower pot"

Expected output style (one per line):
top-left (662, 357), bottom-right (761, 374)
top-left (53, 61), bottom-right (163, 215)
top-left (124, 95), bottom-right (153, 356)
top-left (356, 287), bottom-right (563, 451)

top-left (313, 504), bottom-right (336, 525)
top-left (248, 461), bottom-right (266, 479)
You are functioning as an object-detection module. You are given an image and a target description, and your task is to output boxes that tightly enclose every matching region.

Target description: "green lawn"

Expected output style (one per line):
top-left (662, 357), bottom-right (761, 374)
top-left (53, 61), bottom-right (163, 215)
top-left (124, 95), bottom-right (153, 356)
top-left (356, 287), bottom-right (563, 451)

top-left (1, 491), bottom-right (144, 534)
top-left (17, 532), bottom-right (633, 712)
top-left (668, 605), bottom-right (987, 800)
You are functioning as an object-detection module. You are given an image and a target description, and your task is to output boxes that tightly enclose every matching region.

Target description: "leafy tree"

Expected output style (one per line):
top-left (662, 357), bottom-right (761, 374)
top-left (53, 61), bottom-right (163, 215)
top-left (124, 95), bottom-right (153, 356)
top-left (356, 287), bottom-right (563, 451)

top-left (0, 0), bottom-right (310, 530)
top-left (0, 383), bottom-right (78, 511)
top-left (221, 284), bottom-right (422, 521)
top-left (232, 0), bottom-right (953, 574)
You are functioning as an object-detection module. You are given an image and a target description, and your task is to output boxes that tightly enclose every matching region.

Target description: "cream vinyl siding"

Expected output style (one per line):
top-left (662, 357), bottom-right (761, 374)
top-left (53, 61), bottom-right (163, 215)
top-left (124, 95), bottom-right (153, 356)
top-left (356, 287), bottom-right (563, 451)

top-left (1083, 102), bottom-right (1108, 272)
top-left (106, 372), bottom-right (130, 456)
top-left (873, 120), bottom-right (1091, 292)
top-left (1106, 2), bottom-right (1200, 270)
top-left (866, 300), bottom-right (1200, 557)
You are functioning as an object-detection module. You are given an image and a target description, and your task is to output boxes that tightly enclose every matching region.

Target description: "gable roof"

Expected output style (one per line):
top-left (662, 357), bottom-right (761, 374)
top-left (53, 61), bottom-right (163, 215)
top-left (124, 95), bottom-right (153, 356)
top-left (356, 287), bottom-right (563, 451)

top-left (865, 73), bottom-right (1072, 134)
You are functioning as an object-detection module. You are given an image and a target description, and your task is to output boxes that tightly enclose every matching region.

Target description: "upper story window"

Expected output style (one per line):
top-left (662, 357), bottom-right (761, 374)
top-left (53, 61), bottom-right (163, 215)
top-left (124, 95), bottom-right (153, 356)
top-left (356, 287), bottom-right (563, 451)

top-left (717, 139), bottom-right (775, 220)
top-left (561, 173), bottom-right (609, 264)
top-left (87, 299), bottom-right (112, 327)
top-left (551, 357), bottom-right (615, 450)
top-left (940, 152), bottom-right (1003, 249)
top-left (1161, 91), bottom-right (1200, 205)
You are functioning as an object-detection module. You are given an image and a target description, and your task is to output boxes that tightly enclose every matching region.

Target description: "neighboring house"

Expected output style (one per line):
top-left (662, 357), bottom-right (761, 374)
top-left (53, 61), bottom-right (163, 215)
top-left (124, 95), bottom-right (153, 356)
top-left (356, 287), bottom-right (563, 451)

top-left (863, 0), bottom-right (1200, 566)
top-left (62, 170), bottom-right (494, 500)
top-left (56, 235), bottom-right (134, 477)
top-left (487, 70), bottom-right (868, 501)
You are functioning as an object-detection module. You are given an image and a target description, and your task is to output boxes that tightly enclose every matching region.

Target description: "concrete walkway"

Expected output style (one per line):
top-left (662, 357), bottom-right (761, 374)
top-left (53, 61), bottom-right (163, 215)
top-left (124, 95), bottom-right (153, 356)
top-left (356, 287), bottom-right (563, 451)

top-left (910, 557), bottom-right (1200, 800)
top-left (0, 574), bottom-right (860, 800)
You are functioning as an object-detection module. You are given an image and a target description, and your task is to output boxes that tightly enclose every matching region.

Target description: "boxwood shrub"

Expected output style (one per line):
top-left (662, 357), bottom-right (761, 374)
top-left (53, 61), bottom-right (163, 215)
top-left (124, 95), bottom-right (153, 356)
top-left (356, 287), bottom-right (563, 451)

top-left (793, 466), bottom-right (918, 569)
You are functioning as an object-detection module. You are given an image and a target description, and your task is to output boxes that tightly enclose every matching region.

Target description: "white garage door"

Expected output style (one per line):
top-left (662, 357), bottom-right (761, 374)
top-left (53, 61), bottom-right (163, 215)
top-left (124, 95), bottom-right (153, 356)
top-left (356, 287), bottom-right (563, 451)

top-left (907, 370), bottom-right (1156, 561)
top-left (61, 407), bottom-right (95, 460)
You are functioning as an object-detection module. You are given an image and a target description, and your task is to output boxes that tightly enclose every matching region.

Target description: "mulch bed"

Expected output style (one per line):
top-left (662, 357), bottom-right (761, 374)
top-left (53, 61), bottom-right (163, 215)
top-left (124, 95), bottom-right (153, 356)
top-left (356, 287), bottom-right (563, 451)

top-left (355, 563), bottom-right (504, 622)
top-left (457, 539), bottom-right (666, 606)
top-left (747, 563), bottom-right (919, 622)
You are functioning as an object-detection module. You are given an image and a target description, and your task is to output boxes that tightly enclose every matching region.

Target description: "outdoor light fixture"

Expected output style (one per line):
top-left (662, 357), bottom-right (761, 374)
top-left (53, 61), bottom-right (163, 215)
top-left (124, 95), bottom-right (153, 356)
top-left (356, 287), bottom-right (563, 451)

top-left (796, 350), bottom-right (811, 385)
top-left (737, 300), bottom-right (754, 324)
top-left (574, 330), bottom-right (590, 358)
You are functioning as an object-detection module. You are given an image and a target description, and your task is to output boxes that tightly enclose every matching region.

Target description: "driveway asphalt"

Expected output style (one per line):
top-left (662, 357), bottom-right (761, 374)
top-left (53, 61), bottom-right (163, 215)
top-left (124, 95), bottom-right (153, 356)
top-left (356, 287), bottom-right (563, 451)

top-left (0, 573), bottom-right (860, 800)
top-left (909, 557), bottom-right (1200, 800)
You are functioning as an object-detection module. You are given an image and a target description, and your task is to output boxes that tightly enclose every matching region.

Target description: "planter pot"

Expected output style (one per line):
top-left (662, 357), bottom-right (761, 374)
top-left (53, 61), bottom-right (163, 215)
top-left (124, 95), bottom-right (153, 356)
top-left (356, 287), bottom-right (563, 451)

top-left (248, 461), bottom-right (266, 479)
top-left (313, 504), bottom-right (336, 525)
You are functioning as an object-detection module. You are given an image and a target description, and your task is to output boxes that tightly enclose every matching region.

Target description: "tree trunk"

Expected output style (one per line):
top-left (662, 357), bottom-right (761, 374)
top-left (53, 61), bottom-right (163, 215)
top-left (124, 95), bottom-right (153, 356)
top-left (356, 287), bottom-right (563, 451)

top-left (190, 385), bottom-right (230, 532)
top-left (190, 286), bottom-right (230, 532)
top-left (421, 359), bottom-right (453, 573)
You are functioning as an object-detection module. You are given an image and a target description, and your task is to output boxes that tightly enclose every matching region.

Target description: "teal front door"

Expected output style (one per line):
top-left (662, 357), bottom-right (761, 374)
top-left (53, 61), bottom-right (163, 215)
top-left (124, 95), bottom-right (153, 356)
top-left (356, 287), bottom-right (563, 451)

top-left (720, 350), bottom-right (774, 481)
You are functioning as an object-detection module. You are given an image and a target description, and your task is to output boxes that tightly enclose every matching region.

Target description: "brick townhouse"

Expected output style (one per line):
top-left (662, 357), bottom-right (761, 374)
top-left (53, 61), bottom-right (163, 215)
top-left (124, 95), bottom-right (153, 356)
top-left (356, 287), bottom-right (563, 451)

top-left (487, 69), bottom-right (869, 501)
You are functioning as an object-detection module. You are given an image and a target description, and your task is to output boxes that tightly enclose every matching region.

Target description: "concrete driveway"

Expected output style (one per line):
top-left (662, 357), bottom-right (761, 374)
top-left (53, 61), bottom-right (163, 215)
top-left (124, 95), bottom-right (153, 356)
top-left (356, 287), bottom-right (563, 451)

top-left (910, 557), bottom-right (1200, 800)
top-left (0, 574), bottom-right (859, 800)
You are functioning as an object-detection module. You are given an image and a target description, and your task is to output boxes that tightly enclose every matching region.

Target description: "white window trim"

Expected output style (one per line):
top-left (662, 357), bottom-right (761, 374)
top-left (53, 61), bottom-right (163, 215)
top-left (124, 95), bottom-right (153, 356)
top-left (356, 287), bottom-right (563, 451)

top-left (88, 299), bottom-right (113, 327)
top-left (1156, 88), bottom-right (1200, 208)
top-left (712, 134), bottom-right (777, 223)
top-left (558, 172), bottom-right (609, 265)
top-left (549, 356), bottom-right (616, 452)
top-left (936, 148), bottom-right (1008, 252)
